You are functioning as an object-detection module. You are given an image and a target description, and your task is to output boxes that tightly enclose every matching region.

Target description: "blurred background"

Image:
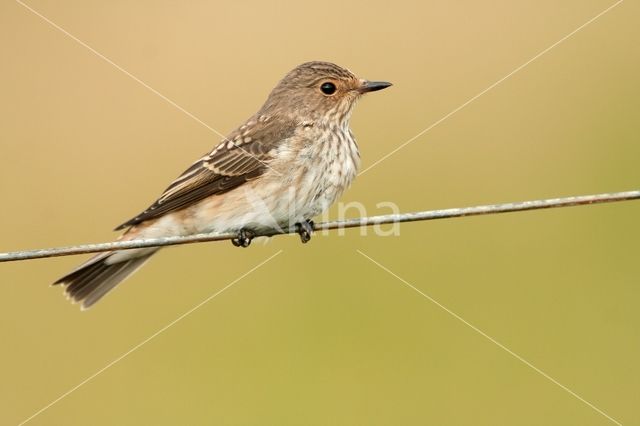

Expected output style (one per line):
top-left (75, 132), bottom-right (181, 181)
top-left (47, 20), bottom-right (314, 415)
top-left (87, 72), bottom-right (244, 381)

top-left (1, 0), bottom-right (639, 424)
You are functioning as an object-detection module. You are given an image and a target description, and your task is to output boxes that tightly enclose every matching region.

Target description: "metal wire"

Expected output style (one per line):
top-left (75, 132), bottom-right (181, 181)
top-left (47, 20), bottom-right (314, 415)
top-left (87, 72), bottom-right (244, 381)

top-left (1, 190), bottom-right (638, 263)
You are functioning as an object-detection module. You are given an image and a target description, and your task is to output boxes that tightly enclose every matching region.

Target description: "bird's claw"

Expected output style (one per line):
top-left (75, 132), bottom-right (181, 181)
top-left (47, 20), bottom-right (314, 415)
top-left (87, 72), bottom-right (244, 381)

top-left (295, 220), bottom-right (314, 244)
top-left (231, 229), bottom-right (255, 248)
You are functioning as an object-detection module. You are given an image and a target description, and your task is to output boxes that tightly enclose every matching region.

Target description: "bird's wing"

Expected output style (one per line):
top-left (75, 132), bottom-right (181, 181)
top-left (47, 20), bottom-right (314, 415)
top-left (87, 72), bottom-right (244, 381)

top-left (115, 116), bottom-right (297, 230)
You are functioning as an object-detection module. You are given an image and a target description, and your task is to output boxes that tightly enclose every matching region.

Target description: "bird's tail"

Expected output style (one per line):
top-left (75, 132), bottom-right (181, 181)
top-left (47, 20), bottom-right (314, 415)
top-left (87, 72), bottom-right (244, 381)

top-left (53, 250), bottom-right (157, 309)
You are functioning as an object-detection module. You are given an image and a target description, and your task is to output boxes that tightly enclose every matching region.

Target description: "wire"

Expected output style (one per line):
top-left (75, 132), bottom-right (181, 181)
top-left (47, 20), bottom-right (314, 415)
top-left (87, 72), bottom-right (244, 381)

top-left (1, 190), bottom-right (638, 263)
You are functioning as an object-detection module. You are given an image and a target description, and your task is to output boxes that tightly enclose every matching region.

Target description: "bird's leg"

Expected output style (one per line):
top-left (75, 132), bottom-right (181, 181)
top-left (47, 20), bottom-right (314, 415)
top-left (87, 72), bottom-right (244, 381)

top-left (231, 229), bottom-right (255, 248)
top-left (295, 220), bottom-right (314, 244)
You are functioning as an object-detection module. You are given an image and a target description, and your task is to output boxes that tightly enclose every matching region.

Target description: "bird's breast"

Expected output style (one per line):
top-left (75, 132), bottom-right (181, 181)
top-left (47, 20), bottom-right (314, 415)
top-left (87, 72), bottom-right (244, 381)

top-left (283, 124), bottom-right (360, 219)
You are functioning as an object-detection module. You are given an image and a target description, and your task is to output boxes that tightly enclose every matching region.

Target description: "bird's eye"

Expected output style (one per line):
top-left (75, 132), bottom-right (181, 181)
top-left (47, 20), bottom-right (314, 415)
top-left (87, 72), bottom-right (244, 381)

top-left (320, 82), bottom-right (337, 95)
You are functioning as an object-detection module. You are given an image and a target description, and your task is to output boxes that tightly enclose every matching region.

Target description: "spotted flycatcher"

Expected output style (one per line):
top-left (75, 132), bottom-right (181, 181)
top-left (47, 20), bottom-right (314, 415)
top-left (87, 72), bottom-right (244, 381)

top-left (54, 61), bottom-right (391, 308)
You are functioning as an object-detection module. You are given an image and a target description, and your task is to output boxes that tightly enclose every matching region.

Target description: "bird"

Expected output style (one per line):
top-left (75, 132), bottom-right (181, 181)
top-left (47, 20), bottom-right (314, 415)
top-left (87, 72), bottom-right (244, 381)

top-left (53, 61), bottom-right (392, 309)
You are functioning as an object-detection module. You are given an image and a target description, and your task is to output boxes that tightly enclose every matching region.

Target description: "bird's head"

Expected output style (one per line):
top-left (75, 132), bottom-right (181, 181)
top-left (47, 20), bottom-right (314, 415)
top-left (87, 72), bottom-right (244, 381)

top-left (261, 61), bottom-right (391, 126)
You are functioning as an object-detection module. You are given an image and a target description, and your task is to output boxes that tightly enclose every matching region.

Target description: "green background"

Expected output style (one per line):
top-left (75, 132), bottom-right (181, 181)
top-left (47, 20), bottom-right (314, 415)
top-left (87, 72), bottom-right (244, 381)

top-left (1, 1), bottom-right (638, 425)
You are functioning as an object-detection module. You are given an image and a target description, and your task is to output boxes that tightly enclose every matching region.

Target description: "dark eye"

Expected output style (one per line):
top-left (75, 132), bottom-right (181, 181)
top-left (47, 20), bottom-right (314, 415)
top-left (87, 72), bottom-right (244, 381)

top-left (320, 82), bottom-right (337, 95)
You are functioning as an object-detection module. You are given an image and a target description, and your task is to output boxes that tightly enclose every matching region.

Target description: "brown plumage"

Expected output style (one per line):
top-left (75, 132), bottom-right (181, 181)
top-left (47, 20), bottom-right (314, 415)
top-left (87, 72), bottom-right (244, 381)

top-left (53, 61), bottom-right (391, 309)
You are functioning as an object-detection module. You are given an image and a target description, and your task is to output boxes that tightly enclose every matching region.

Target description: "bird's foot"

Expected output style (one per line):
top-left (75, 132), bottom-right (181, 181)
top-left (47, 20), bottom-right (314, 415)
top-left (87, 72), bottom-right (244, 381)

top-left (295, 220), bottom-right (314, 244)
top-left (231, 229), bottom-right (255, 248)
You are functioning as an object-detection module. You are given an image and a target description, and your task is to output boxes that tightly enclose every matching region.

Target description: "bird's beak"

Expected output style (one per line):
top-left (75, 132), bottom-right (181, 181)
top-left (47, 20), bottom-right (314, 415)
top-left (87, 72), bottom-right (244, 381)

top-left (359, 80), bottom-right (392, 93)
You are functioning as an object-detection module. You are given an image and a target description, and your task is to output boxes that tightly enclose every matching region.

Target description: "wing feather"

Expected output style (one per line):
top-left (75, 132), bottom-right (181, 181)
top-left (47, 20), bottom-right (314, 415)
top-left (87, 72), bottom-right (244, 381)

top-left (115, 116), bottom-right (295, 230)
